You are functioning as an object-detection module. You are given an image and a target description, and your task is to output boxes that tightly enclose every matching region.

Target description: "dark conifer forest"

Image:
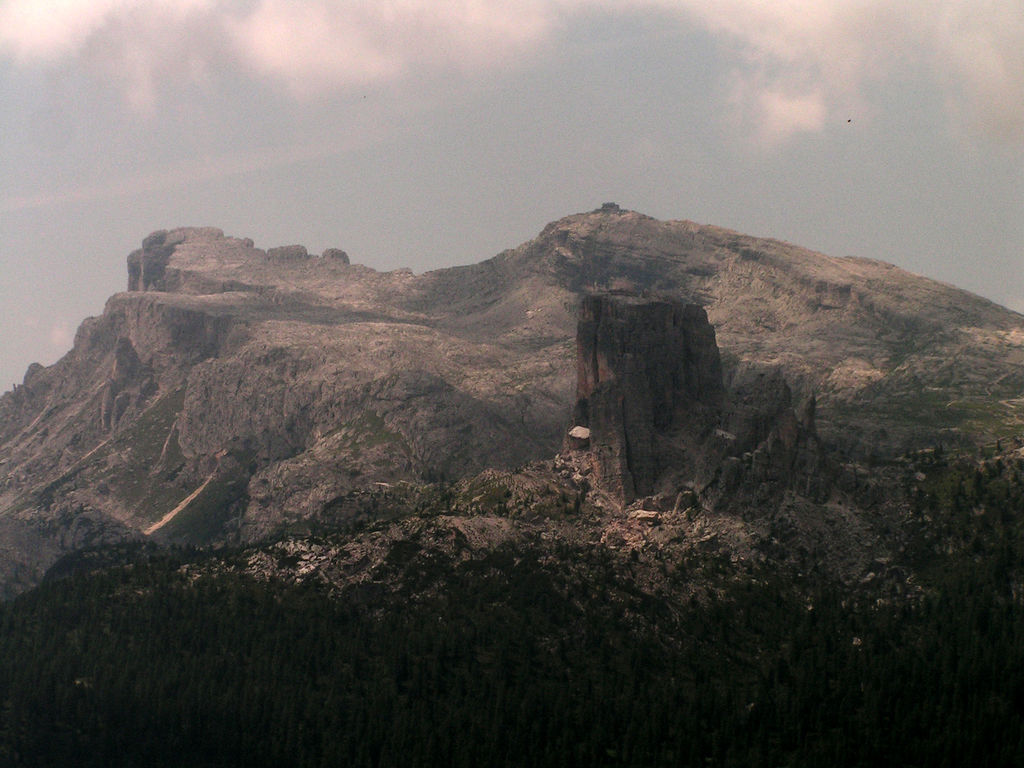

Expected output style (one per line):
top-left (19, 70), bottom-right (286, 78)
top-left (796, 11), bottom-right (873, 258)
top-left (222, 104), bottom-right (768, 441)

top-left (2, 452), bottom-right (1024, 767)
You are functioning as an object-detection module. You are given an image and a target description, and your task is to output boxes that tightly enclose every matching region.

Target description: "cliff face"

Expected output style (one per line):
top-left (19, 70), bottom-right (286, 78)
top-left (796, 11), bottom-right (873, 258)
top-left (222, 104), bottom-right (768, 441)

top-left (0, 227), bottom-right (571, 594)
top-left (568, 293), bottom-right (824, 508)
top-left (496, 207), bottom-right (1024, 454)
top-left (571, 295), bottom-right (723, 502)
top-left (1, 208), bottom-right (1023, 596)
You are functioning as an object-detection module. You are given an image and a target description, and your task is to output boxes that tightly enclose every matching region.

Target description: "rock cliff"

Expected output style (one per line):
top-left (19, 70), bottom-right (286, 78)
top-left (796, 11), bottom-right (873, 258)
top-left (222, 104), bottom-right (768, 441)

top-left (566, 293), bottom-right (825, 509)
top-left (1, 207), bottom-right (1023, 595)
top-left (569, 294), bottom-right (723, 502)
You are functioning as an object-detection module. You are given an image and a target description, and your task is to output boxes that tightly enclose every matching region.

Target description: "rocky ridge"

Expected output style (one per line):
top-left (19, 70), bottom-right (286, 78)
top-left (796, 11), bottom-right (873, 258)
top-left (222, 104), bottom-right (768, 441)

top-left (1, 206), bottom-right (1023, 595)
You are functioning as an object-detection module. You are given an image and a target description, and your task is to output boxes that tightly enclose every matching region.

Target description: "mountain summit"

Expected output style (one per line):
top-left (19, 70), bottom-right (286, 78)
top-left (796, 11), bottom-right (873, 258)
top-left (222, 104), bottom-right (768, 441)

top-left (1, 206), bottom-right (1022, 595)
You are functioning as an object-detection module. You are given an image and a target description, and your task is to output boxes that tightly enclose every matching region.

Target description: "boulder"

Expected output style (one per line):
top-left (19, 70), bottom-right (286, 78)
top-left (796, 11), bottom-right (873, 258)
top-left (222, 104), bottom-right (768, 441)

top-left (321, 248), bottom-right (350, 264)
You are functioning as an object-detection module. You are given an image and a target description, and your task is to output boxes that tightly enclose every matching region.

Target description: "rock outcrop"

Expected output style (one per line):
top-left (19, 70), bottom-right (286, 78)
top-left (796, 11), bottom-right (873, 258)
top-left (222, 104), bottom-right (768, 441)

top-left (100, 337), bottom-right (154, 431)
top-left (715, 368), bottom-right (826, 503)
top-left (321, 248), bottom-right (350, 264)
top-left (127, 229), bottom-right (180, 291)
top-left (2, 207), bottom-right (1024, 596)
top-left (564, 292), bottom-right (830, 512)
top-left (267, 245), bottom-right (309, 261)
top-left (569, 294), bottom-right (723, 502)
top-left (500, 209), bottom-right (1024, 455)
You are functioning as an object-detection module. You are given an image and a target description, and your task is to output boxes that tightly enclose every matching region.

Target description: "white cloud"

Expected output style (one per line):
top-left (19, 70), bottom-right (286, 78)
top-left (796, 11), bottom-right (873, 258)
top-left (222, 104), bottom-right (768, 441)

top-left (0, 0), bottom-right (212, 61)
top-left (0, 0), bottom-right (562, 105)
top-left (226, 1), bottom-right (557, 95)
top-left (0, 0), bottom-right (223, 113)
top-left (48, 320), bottom-right (73, 348)
top-left (668, 0), bottom-right (1024, 143)
top-left (727, 73), bottom-right (827, 144)
top-left (0, 0), bottom-right (124, 61)
top-left (0, 0), bottom-right (1020, 143)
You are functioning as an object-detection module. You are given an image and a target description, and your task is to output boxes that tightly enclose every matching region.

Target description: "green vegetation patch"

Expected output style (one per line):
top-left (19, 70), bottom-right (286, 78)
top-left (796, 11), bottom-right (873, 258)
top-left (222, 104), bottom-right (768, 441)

top-left (104, 388), bottom-right (189, 522)
top-left (154, 475), bottom-right (247, 545)
top-left (462, 477), bottom-right (514, 515)
top-left (344, 411), bottom-right (404, 450)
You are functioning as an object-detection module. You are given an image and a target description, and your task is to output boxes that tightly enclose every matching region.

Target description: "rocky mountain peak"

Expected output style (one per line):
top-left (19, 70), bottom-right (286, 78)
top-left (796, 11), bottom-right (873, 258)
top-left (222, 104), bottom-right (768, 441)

top-left (2, 208), bottom-right (1024, 596)
top-left (124, 228), bottom-right (359, 298)
top-left (127, 227), bottom-right (230, 291)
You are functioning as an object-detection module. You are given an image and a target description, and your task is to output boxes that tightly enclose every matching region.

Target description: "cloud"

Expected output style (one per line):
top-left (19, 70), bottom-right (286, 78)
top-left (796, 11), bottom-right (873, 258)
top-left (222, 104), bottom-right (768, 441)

top-left (931, 2), bottom-right (1024, 143)
top-left (0, 0), bottom-right (563, 108)
top-left (0, 0), bottom-right (133, 61)
top-left (48, 320), bottom-right (73, 349)
top-left (225, 1), bottom-right (557, 95)
top-left (0, 0), bottom-right (225, 113)
top-left (1, 1), bottom-right (1021, 143)
top-left (727, 74), bottom-right (827, 144)
top-left (667, 0), bottom-right (1024, 144)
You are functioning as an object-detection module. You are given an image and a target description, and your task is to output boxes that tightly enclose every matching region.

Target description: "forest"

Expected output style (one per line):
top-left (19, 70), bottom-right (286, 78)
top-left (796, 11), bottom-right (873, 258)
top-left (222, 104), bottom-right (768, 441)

top-left (1, 452), bottom-right (1024, 766)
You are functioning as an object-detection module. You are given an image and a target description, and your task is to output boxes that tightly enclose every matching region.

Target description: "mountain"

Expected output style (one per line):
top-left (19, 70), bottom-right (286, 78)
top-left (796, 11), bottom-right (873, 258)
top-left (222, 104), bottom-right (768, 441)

top-left (1, 204), bottom-right (1023, 596)
top-left (4, 207), bottom-right (1024, 765)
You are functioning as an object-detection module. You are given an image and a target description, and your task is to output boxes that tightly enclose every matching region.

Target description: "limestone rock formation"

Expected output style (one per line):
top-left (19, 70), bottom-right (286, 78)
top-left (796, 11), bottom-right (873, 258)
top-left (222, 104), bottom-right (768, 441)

top-left (715, 368), bottom-right (827, 503)
top-left (267, 245), bottom-right (309, 261)
top-left (496, 208), bottom-right (1024, 454)
top-left (321, 248), bottom-right (350, 264)
top-left (566, 293), bottom-right (826, 508)
top-left (100, 337), bottom-right (154, 431)
top-left (127, 229), bottom-right (178, 291)
top-left (2, 207), bottom-right (1023, 595)
top-left (569, 294), bottom-right (723, 502)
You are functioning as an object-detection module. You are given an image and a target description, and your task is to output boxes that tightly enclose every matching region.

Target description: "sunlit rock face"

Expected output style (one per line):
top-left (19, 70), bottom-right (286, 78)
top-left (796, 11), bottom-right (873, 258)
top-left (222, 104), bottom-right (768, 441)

top-left (2, 205), bottom-right (1024, 596)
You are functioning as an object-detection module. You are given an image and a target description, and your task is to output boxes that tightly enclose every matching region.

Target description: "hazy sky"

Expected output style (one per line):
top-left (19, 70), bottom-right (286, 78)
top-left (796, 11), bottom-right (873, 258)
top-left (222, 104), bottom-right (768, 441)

top-left (2, 0), bottom-right (1022, 389)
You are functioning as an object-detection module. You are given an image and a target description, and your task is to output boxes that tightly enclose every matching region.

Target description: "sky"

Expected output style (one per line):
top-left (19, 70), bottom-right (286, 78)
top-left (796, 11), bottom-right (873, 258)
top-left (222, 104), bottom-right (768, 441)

top-left (1, 0), bottom-right (1022, 390)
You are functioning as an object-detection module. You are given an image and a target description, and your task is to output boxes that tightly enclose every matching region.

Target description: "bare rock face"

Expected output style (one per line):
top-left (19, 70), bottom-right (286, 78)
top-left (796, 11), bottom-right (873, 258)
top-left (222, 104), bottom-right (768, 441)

top-left (3, 206), bottom-right (1024, 596)
top-left (501, 209), bottom-right (1024, 454)
top-left (715, 368), bottom-right (826, 503)
top-left (127, 230), bottom-right (177, 291)
top-left (570, 294), bottom-right (723, 502)
top-left (566, 294), bottom-right (828, 510)
top-left (267, 245), bottom-right (309, 261)
top-left (321, 248), bottom-right (350, 264)
top-left (100, 337), bottom-right (155, 431)
top-left (0, 224), bottom-right (571, 592)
